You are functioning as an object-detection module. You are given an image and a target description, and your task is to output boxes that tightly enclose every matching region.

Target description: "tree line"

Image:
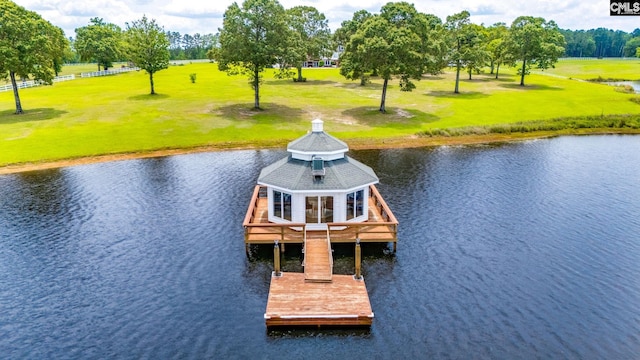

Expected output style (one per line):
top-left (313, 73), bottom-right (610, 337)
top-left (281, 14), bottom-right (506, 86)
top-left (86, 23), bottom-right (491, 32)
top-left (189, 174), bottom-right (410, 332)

top-left (1, 0), bottom-right (171, 114)
top-left (69, 18), bottom-right (218, 69)
top-left (215, 0), bottom-right (565, 112)
top-left (2, 0), bottom-right (639, 116)
top-left (562, 28), bottom-right (640, 58)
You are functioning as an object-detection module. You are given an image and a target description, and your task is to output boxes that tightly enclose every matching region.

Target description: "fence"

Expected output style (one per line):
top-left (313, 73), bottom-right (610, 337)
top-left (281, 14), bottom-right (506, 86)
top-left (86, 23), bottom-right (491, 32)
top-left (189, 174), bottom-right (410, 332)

top-left (0, 66), bottom-right (140, 93)
top-left (80, 67), bottom-right (139, 78)
top-left (0, 74), bottom-right (76, 93)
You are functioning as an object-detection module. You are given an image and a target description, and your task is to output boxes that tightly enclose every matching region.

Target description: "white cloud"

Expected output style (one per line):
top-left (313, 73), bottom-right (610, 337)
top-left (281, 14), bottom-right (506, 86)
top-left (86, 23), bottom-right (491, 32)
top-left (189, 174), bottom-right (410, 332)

top-left (12, 0), bottom-right (640, 38)
top-left (162, 1), bottom-right (226, 18)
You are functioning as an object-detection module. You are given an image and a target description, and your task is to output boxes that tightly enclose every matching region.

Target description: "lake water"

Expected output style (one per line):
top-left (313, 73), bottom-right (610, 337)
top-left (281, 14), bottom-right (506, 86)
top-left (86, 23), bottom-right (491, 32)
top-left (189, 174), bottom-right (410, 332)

top-left (1, 135), bottom-right (639, 359)
top-left (607, 80), bottom-right (640, 93)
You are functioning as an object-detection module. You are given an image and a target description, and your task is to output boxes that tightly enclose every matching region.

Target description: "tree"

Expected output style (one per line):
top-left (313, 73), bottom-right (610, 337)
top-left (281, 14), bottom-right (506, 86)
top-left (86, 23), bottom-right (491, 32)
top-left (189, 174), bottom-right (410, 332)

top-left (486, 23), bottom-right (508, 76)
top-left (623, 37), bottom-right (640, 57)
top-left (0, 0), bottom-right (69, 114)
top-left (464, 24), bottom-right (489, 80)
top-left (124, 15), bottom-right (170, 95)
top-left (74, 18), bottom-right (123, 71)
top-left (445, 11), bottom-right (487, 92)
top-left (285, 6), bottom-right (332, 82)
top-left (217, 0), bottom-right (290, 109)
top-left (506, 16), bottom-right (565, 86)
top-left (340, 2), bottom-right (424, 113)
top-left (166, 31), bottom-right (184, 59)
top-left (334, 10), bottom-right (373, 85)
top-left (416, 13), bottom-right (448, 76)
top-left (561, 29), bottom-right (595, 57)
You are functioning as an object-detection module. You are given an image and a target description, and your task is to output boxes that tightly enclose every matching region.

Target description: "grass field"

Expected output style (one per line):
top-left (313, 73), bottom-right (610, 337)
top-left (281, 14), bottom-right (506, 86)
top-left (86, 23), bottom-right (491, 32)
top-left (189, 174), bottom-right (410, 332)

top-left (1, 58), bottom-right (639, 167)
top-left (539, 58), bottom-right (640, 81)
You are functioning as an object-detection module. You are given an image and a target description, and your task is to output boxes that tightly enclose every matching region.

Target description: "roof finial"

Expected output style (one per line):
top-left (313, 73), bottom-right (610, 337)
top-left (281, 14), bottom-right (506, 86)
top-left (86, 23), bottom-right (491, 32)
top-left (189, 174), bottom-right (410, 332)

top-left (311, 119), bottom-right (323, 132)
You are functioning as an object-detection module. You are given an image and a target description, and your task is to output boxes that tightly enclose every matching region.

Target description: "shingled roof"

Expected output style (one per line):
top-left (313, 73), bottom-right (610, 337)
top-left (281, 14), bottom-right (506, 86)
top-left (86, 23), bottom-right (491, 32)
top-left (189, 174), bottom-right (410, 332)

top-left (259, 119), bottom-right (378, 191)
top-left (257, 155), bottom-right (378, 191)
top-left (287, 130), bottom-right (348, 154)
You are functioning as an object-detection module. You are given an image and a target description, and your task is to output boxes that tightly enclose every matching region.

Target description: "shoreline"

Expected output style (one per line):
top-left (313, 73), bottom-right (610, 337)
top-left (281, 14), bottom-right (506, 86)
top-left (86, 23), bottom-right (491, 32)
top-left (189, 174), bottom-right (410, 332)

top-left (1, 129), bottom-right (638, 175)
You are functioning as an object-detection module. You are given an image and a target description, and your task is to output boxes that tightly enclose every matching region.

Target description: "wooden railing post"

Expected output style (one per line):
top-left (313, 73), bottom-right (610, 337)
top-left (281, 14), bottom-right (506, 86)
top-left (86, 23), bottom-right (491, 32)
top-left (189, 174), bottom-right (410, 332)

top-left (355, 238), bottom-right (362, 280)
top-left (274, 240), bottom-right (281, 276)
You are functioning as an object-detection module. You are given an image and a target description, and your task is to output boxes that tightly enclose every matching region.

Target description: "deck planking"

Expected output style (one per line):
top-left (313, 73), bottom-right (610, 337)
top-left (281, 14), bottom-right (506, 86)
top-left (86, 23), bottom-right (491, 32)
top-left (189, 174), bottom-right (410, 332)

top-left (265, 272), bottom-right (373, 327)
top-left (303, 234), bottom-right (332, 282)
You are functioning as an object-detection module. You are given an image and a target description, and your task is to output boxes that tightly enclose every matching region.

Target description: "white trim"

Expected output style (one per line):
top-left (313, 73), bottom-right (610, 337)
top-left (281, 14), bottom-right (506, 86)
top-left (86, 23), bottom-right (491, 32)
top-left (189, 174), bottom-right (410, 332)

top-left (258, 182), bottom-right (377, 195)
top-left (289, 150), bottom-right (346, 161)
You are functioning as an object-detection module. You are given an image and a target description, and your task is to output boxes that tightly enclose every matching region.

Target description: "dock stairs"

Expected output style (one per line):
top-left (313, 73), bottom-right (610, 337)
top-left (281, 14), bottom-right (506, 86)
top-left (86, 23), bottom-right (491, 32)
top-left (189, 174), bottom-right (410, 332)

top-left (302, 230), bottom-right (333, 282)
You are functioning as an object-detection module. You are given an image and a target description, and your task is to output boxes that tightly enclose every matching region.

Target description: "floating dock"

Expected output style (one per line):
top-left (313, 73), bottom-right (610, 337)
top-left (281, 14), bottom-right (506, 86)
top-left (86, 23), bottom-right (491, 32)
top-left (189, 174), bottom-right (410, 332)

top-left (264, 272), bottom-right (373, 327)
top-left (264, 231), bottom-right (373, 326)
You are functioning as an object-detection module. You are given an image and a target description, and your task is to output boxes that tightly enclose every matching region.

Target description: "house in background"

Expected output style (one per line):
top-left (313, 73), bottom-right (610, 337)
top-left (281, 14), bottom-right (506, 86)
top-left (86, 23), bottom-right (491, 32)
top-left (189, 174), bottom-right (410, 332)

top-left (302, 46), bottom-right (343, 68)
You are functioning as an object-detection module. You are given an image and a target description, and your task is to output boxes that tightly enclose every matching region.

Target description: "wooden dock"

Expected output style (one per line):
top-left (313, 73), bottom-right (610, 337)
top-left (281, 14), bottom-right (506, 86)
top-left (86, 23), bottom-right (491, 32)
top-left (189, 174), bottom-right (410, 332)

top-left (264, 272), bottom-right (373, 327)
top-left (243, 184), bottom-right (398, 328)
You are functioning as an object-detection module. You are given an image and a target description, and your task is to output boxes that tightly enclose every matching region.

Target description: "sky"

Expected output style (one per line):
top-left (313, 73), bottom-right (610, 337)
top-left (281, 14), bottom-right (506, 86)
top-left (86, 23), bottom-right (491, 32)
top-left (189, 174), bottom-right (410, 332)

top-left (13, 0), bottom-right (640, 38)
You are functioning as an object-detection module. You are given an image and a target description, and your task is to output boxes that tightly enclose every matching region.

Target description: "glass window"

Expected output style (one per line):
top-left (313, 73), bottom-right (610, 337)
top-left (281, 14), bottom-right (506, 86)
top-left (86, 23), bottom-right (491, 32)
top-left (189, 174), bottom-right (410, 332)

top-left (355, 189), bottom-right (364, 218)
top-left (273, 191), bottom-right (282, 218)
top-left (273, 190), bottom-right (292, 221)
top-left (283, 193), bottom-right (292, 221)
top-left (321, 196), bottom-right (333, 223)
top-left (346, 189), bottom-right (365, 220)
top-left (346, 192), bottom-right (355, 220)
top-left (306, 196), bottom-right (318, 223)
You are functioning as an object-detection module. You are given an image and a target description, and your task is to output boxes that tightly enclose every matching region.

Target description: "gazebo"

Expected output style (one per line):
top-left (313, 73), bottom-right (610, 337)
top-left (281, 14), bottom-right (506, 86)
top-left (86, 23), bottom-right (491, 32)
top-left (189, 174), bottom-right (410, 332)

top-left (243, 120), bottom-right (399, 327)
top-left (257, 119), bottom-right (378, 230)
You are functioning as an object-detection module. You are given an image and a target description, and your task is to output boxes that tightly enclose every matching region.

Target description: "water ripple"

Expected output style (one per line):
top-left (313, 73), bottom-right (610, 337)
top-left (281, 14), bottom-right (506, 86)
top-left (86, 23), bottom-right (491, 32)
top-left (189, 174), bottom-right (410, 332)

top-left (1, 136), bottom-right (640, 358)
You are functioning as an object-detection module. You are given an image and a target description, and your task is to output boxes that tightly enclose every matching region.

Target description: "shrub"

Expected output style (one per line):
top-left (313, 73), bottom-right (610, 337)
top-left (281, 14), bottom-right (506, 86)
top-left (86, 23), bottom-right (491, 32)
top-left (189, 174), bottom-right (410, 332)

top-left (189, 73), bottom-right (197, 83)
top-left (614, 84), bottom-right (635, 94)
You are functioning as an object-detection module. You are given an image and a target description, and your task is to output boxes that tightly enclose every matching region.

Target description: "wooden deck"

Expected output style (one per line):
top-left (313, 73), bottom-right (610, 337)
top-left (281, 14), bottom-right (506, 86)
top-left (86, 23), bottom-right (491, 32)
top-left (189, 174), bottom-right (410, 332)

top-left (243, 184), bottom-right (398, 247)
top-left (264, 272), bottom-right (373, 327)
top-left (245, 184), bottom-right (397, 327)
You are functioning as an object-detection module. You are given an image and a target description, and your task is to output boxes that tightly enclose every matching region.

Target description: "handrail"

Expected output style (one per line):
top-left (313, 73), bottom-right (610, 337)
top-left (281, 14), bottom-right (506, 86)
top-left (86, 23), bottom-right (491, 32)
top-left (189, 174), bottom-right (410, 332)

top-left (245, 221), bottom-right (307, 244)
top-left (244, 222), bottom-right (307, 228)
top-left (326, 227), bottom-right (333, 269)
top-left (369, 184), bottom-right (399, 224)
top-left (328, 221), bottom-right (398, 227)
top-left (242, 185), bottom-right (262, 226)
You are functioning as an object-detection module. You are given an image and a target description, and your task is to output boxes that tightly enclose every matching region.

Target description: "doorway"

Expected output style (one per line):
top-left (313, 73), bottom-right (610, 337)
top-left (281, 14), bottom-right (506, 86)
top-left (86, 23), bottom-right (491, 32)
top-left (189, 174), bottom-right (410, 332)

top-left (305, 196), bottom-right (333, 224)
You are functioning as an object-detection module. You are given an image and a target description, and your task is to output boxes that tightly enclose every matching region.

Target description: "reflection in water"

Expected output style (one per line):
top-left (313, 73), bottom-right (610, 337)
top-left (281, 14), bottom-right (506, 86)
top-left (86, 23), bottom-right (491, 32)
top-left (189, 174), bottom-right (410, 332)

top-left (1, 136), bottom-right (640, 358)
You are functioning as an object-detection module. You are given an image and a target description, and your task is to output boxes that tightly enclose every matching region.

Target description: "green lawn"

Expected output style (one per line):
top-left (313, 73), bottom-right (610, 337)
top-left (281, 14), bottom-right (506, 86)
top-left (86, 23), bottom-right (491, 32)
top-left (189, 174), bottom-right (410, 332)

top-left (539, 58), bottom-right (640, 80)
top-left (1, 60), bottom-right (639, 167)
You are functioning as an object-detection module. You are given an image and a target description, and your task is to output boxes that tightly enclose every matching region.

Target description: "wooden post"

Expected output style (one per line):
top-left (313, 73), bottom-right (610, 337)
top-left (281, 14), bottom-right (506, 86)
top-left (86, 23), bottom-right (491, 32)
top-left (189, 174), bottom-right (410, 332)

top-left (274, 240), bottom-right (281, 276)
top-left (355, 238), bottom-right (362, 280)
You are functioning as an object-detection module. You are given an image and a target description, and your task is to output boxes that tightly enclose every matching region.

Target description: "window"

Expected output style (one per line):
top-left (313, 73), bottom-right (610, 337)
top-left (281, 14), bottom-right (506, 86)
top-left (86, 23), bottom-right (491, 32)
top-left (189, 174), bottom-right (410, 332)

top-left (346, 189), bottom-right (365, 220)
top-left (306, 196), bottom-right (333, 223)
top-left (273, 190), bottom-right (292, 221)
top-left (321, 196), bottom-right (333, 223)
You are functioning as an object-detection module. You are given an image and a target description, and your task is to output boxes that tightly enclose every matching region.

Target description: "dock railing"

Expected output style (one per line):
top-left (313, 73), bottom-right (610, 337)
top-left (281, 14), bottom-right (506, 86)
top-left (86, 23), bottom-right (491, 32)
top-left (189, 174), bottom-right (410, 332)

top-left (369, 184), bottom-right (399, 224)
top-left (244, 184), bottom-right (397, 247)
top-left (328, 185), bottom-right (398, 244)
top-left (243, 185), bottom-right (306, 244)
top-left (325, 227), bottom-right (333, 268)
